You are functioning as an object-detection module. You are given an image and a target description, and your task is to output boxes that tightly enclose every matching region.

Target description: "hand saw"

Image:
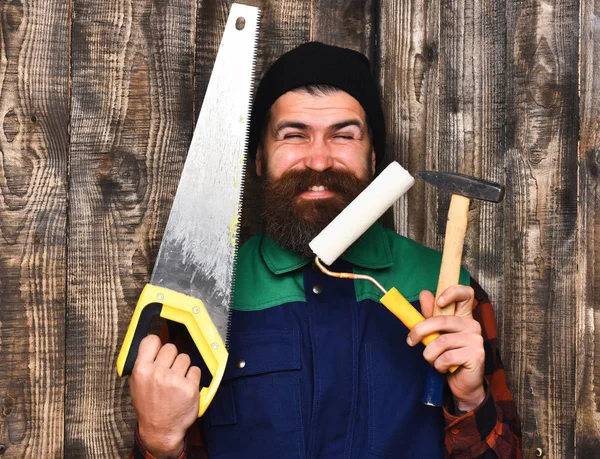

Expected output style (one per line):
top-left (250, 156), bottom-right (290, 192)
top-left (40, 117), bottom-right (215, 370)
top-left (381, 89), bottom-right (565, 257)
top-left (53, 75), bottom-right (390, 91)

top-left (116, 2), bottom-right (260, 417)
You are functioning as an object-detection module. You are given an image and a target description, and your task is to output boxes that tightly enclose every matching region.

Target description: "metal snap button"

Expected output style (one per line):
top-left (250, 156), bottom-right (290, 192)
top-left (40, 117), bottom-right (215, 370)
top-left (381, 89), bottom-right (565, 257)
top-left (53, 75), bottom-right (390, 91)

top-left (235, 358), bottom-right (246, 369)
top-left (312, 284), bottom-right (323, 294)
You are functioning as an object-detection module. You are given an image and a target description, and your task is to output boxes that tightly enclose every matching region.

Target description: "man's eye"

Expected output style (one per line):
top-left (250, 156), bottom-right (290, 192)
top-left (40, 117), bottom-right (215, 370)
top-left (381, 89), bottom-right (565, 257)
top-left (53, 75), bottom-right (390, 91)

top-left (284, 133), bottom-right (303, 139)
top-left (335, 134), bottom-right (354, 140)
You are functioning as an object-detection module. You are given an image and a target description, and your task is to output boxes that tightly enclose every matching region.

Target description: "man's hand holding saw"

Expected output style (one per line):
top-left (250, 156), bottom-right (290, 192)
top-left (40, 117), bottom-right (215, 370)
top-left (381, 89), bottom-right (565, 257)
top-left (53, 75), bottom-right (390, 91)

top-left (129, 335), bottom-right (200, 459)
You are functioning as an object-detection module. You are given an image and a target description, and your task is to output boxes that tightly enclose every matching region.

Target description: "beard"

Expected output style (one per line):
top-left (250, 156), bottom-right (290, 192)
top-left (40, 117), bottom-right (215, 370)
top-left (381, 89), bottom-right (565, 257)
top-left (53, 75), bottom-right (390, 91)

top-left (262, 168), bottom-right (371, 259)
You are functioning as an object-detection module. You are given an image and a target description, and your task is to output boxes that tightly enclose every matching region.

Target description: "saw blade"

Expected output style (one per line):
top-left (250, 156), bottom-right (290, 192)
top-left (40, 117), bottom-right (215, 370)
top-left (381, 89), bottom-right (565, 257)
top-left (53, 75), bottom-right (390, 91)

top-left (150, 3), bottom-right (260, 348)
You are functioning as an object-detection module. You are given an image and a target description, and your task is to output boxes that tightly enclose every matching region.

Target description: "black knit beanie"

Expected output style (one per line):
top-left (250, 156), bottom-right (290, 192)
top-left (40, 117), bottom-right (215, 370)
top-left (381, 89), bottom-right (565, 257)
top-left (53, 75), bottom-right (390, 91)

top-left (248, 42), bottom-right (386, 166)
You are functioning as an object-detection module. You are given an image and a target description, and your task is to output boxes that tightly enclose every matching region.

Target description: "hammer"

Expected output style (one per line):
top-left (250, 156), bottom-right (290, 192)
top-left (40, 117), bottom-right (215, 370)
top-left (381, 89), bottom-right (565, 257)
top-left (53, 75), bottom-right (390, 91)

top-left (415, 171), bottom-right (505, 406)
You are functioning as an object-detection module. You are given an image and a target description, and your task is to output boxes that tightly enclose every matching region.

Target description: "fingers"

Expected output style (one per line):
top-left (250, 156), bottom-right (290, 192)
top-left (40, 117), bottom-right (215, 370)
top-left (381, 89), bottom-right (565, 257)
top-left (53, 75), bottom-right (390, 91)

top-left (171, 352), bottom-right (192, 374)
top-left (128, 336), bottom-right (202, 456)
top-left (432, 346), bottom-right (484, 374)
top-left (436, 285), bottom-right (475, 318)
top-left (152, 344), bottom-right (198, 381)
top-left (136, 334), bottom-right (163, 366)
top-left (154, 343), bottom-right (179, 368)
top-left (421, 332), bottom-right (484, 369)
top-left (413, 287), bottom-right (486, 408)
top-left (418, 290), bottom-right (435, 319)
top-left (417, 284), bottom-right (475, 324)
top-left (134, 335), bottom-right (198, 379)
top-left (408, 314), bottom-right (482, 345)
top-left (186, 365), bottom-right (202, 385)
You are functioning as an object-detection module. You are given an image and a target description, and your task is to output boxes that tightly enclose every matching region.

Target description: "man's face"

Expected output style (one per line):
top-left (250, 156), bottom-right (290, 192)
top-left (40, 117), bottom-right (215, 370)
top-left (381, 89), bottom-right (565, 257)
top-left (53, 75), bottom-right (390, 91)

top-left (256, 89), bottom-right (377, 258)
top-left (256, 89), bottom-right (375, 182)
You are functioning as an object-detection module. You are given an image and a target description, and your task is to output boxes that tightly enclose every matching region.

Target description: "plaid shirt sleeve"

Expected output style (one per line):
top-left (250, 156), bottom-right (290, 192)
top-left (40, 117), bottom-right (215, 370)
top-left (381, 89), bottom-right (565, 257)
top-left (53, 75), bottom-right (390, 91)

top-left (443, 278), bottom-right (522, 458)
top-left (130, 424), bottom-right (207, 459)
top-left (129, 323), bottom-right (209, 459)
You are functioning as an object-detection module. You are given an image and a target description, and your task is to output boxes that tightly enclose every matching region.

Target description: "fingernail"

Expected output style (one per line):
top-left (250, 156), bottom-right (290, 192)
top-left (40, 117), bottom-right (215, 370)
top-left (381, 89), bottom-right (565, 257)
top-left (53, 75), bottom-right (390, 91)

top-left (437, 296), bottom-right (444, 306)
top-left (406, 336), bottom-right (413, 346)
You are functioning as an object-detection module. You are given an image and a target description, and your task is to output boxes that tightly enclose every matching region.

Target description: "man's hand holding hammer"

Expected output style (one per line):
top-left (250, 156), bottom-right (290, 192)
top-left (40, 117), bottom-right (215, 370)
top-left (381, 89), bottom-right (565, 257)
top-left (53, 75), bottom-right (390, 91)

top-left (408, 285), bottom-right (487, 412)
top-left (409, 171), bottom-right (505, 411)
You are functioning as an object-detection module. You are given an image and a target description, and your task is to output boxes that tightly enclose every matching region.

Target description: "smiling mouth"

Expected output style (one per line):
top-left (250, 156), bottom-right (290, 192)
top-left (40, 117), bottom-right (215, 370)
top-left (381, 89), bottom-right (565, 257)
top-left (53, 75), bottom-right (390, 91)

top-left (297, 185), bottom-right (335, 200)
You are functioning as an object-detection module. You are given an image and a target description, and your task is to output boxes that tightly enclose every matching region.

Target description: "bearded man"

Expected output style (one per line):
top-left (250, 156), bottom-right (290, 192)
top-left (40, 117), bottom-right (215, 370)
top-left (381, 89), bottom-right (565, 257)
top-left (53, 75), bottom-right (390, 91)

top-left (128, 42), bottom-right (522, 459)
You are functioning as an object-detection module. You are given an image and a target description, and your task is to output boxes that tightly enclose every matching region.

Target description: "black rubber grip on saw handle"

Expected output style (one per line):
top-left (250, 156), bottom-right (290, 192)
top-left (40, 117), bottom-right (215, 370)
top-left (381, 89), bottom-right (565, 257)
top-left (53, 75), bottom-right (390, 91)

top-left (121, 302), bottom-right (163, 376)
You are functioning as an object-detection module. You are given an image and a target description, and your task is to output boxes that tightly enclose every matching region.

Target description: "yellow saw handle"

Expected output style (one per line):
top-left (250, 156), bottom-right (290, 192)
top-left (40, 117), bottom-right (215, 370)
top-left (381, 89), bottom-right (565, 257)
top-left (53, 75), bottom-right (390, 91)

top-left (380, 287), bottom-right (458, 373)
top-left (116, 284), bottom-right (228, 417)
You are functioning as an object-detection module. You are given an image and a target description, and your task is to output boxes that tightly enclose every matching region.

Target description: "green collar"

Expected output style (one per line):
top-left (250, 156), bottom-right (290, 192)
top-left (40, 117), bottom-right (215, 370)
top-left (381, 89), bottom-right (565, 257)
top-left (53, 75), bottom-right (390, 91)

top-left (259, 222), bottom-right (394, 275)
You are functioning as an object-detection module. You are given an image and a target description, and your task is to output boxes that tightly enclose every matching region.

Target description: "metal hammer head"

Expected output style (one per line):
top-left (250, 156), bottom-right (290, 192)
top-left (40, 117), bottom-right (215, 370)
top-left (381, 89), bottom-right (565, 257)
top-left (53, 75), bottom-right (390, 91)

top-left (415, 171), bottom-right (505, 202)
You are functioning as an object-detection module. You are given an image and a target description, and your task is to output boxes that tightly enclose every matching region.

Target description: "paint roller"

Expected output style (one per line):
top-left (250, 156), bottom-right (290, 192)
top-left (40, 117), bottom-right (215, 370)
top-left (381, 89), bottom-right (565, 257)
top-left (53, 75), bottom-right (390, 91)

top-left (309, 161), bottom-right (458, 371)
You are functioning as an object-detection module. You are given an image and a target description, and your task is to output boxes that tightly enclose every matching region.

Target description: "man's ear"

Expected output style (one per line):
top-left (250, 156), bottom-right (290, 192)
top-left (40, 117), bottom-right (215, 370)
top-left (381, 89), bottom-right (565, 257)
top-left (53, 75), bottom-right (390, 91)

top-left (255, 147), bottom-right (264, 177)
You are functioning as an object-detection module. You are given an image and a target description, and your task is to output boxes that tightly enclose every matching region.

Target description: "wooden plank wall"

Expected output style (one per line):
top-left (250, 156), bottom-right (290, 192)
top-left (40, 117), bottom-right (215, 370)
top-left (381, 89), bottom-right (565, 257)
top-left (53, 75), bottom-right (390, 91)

top-left (0, 0), bottom-right (69, 457)
top-left (504, 2), bottom-right (581, 457)
top-left (67, 1), bottom-right (196, 456)
top-left (0, 0), bottom-right (596, 457)
top-left (577, 0), bottom-right (600, 454)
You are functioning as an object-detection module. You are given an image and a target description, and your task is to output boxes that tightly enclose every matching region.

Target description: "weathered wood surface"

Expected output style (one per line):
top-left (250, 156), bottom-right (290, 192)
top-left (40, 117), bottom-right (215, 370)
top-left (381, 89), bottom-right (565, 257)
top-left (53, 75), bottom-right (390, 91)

top-left (503, 1), bottom-right (580, 457)
top-left (379, 0), bottom-right (438, 241)
top-left (576, 0), bottom-right (600, 455)
top-left (67, 0), bottom-right (195, 456)
top-left (0, 0), bottom-right (596, 457)
top-left (0, 0), bottom-right (69, 457)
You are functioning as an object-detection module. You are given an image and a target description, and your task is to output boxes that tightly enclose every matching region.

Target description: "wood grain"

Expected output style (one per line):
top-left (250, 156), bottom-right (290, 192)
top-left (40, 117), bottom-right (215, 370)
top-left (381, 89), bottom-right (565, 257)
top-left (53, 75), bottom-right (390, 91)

top-left (310, 0), bottom-right (374, 54)
top-left (576, 0), bottom-right (600, 456)
top-left (378, 0), bottom-right (440, 240)
top-left (0, 0), bottom-right (69, 457)
top-left (504, 0), bottom-right (579, 457)
top-left (67, 0), bottom-right (195, 456)
top-left (0, 0), bottom-right (596, 457)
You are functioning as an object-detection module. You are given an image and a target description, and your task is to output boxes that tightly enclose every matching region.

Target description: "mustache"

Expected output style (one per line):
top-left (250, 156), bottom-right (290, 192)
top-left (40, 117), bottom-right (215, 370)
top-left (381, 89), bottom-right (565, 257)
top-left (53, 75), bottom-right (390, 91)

top-left (261, 168), bottom-right (371, 259)
top-left (263, 168), bottom-right (369, 199)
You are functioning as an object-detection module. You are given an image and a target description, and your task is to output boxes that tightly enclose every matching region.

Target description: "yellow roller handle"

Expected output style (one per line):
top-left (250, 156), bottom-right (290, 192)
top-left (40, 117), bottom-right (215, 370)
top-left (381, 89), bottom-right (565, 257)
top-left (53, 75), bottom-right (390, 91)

top-left (380, 287), bottom-right (458, 373)
top-left (116, 284), bottom-right (229, 417)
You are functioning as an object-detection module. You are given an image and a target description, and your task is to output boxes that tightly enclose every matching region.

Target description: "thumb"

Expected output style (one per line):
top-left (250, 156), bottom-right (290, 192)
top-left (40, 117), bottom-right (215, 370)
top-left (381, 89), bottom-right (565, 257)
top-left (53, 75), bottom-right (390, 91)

top-left (419, 290), bottom-right (435, 319)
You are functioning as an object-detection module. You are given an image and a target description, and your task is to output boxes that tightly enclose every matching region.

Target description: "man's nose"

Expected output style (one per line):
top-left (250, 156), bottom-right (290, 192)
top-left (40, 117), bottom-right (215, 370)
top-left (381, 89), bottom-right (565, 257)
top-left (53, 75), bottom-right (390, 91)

top-left (304, 139), bottom-right (333, 171)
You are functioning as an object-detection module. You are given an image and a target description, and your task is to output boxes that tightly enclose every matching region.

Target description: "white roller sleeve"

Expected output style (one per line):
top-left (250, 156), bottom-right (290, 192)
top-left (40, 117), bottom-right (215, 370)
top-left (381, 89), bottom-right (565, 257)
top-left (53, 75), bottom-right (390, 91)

top-left (309, 161), bottom-right (415, 265)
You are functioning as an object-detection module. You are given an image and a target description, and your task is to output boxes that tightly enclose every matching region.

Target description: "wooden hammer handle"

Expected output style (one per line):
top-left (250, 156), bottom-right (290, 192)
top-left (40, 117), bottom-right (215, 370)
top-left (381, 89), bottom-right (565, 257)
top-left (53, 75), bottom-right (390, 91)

top-left (434, 194), bottom-right (470, 316)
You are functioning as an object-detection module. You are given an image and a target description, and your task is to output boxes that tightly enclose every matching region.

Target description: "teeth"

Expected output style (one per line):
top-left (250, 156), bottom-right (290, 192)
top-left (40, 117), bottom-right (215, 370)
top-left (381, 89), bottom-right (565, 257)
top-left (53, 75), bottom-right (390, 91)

top-left (309, 185), bottom-right (327, 192)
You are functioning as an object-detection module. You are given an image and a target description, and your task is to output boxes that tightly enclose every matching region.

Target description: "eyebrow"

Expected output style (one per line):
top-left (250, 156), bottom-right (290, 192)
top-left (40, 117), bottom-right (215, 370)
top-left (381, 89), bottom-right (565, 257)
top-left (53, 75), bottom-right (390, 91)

top-left (273, 119), bottom-right (365, 136)
top-left (330, 120), bottom-right (365, 132)
top-left (273, 121), bottom-right (309, 136)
